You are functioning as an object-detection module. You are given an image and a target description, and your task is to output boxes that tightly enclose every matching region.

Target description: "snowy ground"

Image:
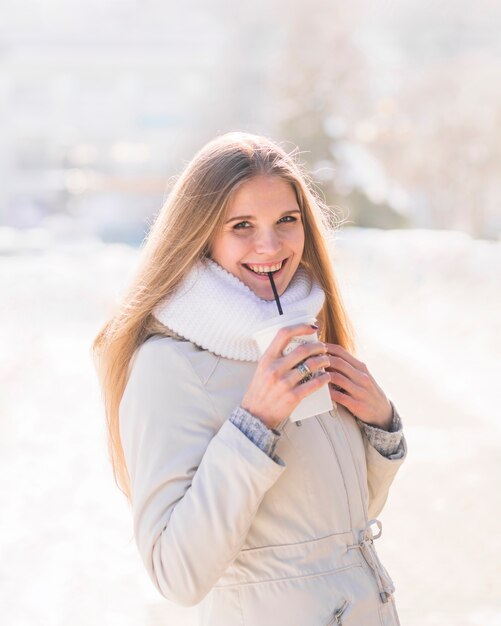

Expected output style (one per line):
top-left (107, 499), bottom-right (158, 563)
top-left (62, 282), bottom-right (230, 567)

top-left (0, 226), bottom-right (500, 626)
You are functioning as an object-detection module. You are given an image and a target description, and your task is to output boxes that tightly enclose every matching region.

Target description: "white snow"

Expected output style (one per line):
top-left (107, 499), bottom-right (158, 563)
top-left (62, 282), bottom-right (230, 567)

top-left (1, 226), bottom-right (499, 625)
top-left (332, 227), bottom-right (501, 430)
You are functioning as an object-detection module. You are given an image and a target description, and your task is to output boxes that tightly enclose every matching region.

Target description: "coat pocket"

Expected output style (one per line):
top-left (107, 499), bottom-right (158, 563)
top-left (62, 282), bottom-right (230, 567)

top-left (325, 599), bottom-right (350, 625)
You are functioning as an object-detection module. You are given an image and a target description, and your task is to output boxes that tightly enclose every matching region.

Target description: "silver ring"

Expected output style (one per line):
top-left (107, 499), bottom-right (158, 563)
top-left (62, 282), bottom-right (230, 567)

top-left (296, 361), bottom-right (313, 382)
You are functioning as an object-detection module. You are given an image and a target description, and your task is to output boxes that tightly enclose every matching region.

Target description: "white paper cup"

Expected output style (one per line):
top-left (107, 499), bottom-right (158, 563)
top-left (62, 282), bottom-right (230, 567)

top-left (252, 311), bottom-right (333, 422)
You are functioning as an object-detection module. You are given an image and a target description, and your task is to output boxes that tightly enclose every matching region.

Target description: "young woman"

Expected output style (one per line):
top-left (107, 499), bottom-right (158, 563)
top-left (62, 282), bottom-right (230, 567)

top-left (93, 132), bottom-right (407, 626)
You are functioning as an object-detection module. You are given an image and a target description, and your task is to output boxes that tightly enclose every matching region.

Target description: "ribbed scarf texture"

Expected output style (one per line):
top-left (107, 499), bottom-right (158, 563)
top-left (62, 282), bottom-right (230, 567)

top-left (153, 258), bottom-right (325, 362)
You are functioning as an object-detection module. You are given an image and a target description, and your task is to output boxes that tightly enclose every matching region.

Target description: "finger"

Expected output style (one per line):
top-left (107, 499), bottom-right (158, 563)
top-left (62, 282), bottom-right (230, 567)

top-left (291, 371), bottom-right (330, 401)
top-left (328, 370), bottom-right (363, 398)
top-left (264, 323), bottom-right (319, 360)
top-left (285, 353), bottom-right (330, 386)
top-left (329, 386), bottom-right (360, 413)
top-left (326, 355), bottom-right (369, 386)
top-left (324, 343), bottom-right (369, 373)
top-left (282, 340), bottom-right (327, 371)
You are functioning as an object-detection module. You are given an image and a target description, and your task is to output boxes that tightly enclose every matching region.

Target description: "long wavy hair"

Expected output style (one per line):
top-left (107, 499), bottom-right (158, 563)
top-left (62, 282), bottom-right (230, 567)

top-left (92, 131), bottom-right (356, 500)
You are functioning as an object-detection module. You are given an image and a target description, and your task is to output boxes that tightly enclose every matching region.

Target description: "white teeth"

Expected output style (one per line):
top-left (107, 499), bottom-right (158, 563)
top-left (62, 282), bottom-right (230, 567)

top-left (247, 261), bottom-right (284, 274)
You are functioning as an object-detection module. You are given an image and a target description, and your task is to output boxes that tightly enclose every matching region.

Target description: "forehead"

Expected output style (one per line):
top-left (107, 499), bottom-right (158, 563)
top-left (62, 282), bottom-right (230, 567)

top-left (227, 175), bottom-right (299, 215)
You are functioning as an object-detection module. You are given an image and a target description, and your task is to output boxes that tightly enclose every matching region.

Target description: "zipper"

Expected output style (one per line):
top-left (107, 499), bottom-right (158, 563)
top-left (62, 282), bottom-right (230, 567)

top-left (326, 599), bottom-right (349, 625)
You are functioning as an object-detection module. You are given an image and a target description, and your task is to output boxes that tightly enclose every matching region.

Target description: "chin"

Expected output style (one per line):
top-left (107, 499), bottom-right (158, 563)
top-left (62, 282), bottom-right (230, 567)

top-left (251, 281), bottom-right (292, 301)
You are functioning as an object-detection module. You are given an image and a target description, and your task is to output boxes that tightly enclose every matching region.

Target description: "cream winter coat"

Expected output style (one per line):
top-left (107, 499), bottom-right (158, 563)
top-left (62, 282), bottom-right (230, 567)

top-left (119, 333), bottom-right (407, 626)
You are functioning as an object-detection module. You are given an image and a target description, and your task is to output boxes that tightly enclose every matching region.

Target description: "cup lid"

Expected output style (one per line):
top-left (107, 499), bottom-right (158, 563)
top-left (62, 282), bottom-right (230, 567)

top-left (252, 310), bottom-right (317, 338)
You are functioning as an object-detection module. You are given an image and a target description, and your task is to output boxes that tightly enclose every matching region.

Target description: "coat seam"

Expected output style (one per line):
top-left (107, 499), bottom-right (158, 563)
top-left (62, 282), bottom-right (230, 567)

top-left (237, 585), bottom-right (245, 626)
top-left (315, 415), bottom-right (353, 529)
top-left (201, 353), bottom-right (222, 386)
top-left (168, 340), bottom-right (224, 422)
top-left (215, 563), bottom-right (363, 589)
top-left (240, 529), bottom-right (353, 554)
top-left (337, 415), bottom-right (368, 521)
top-left (281, 427), bottom-right (318, 536)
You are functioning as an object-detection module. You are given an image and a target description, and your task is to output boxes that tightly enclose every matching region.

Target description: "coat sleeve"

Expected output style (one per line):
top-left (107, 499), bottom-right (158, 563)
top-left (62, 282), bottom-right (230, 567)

top-left (357, 400), bottom-right (404, 458)
top-left (119, 338), bottom-right (286, 606)
top-left (361, 402), bottom-right (408, 519)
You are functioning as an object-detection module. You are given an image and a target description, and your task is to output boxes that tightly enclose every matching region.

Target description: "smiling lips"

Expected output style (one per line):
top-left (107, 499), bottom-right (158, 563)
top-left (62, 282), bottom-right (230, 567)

top-left (242, 257), bottom-right (289, 279)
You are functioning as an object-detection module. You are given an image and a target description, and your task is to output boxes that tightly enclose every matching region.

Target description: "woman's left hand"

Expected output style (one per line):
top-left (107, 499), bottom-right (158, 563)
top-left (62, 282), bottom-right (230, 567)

top-left (324, 343), bottom-right (393, 430)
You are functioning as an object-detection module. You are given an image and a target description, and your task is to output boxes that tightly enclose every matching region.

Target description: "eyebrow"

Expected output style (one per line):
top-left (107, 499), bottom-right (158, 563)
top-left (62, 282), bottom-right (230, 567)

top-left (225, 209), bottom-right (302, 224)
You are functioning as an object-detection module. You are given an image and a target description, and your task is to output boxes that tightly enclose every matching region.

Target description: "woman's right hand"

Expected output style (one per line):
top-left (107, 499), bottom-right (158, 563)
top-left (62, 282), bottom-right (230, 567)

top-left (241, 323), bottom-right (331, 430)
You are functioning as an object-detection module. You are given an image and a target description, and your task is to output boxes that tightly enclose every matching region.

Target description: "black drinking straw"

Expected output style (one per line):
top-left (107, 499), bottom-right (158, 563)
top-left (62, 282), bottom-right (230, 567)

top-left (267, 272), bottom-right (283, 315)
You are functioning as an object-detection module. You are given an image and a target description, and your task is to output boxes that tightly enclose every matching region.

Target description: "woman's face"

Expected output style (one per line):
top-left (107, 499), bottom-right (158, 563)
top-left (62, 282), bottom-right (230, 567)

top-left (210, 175), bottom-right (305, 300)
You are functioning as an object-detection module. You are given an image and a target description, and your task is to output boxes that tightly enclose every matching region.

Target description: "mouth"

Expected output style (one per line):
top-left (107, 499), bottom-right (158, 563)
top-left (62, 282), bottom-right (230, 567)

top-left (241, 257), bottom-right (290, 281)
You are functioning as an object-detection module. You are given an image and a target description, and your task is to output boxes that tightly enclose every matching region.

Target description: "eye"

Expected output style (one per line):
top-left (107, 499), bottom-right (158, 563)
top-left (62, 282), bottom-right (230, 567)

top-left (232, 215), bottom-right (298, 230)
top-left (233, 221), bottom-right (251, 230)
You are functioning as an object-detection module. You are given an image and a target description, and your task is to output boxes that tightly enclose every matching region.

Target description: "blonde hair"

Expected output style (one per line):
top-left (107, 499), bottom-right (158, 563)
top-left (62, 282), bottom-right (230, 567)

top-left (92, 131), bottom-right (356, 500)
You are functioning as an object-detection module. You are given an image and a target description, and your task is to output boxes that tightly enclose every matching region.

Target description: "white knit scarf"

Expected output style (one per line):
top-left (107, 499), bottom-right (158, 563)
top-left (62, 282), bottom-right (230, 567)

top-left (153, 258), bottom-right (325, 362)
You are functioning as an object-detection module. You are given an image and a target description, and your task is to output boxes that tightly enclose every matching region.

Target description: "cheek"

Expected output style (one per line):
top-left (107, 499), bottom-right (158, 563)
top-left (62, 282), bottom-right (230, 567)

top-left (211, 235), bottom-right (247, 267)
top-left (288, 227), bottom-right (305, 254)
top-left (298, 231), bottom-right (306, 251)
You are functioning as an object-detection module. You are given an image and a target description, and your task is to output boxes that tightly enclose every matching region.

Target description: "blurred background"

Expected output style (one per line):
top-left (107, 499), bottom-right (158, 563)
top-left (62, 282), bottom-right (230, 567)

top-left (1, 1), bottom-right (500, 625)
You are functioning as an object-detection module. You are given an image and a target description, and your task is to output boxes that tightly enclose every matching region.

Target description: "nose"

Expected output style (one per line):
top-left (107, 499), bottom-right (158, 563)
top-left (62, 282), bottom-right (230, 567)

top-left (254, 228), bottom-right (282, 257)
